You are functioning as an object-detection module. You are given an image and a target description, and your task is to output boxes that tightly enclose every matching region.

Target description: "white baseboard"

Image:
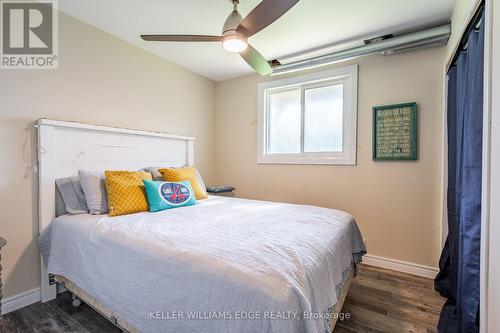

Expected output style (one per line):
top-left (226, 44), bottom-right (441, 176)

top-left (2, 283), bottom-right (71, 315)
top-left (362, 254), bottom-right (439, 279)
top-left (1, 287), bottom-right (41, 315)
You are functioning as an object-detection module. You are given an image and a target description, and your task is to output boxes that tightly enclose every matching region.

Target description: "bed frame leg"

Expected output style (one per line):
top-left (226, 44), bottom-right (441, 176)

top-left (71, 293), bottom-right (82, 307)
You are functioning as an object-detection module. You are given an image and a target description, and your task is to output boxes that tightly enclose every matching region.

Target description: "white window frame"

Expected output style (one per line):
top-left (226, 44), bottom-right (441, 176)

top-left (257, 64), bottom-right (358, 165)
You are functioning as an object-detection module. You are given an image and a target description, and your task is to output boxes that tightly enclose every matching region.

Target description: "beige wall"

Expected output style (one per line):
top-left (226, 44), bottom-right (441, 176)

top-left (0, 13), bottom-right (215, 298)
top-left (215, 47), bottom-right (445, 268)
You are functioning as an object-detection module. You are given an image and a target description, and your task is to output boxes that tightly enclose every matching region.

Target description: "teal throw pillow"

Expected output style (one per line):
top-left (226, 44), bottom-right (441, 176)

top-left (143, 179), bottom-right (197, 212)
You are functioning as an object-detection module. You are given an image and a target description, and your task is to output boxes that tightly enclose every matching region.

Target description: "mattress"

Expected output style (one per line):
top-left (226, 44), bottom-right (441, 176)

top-left (39, 196), bottom-right (366, 333)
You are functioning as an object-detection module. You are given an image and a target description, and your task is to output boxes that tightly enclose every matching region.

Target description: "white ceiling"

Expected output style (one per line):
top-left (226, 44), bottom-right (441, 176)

top-left (59, 0), bottom-right (455, 81)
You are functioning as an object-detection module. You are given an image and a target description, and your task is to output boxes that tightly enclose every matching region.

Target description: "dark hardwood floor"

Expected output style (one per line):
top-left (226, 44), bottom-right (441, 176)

top-left (335, 265), bottom-right (445, 333)
top-left (1, 264), bottom-right (444, 333)
top-left (1, 292), bottom-right (120, 333)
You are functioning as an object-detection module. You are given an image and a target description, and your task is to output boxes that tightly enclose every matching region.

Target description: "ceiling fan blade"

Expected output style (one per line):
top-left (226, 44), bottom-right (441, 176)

top-left (236, 0), bottom-right (299, 37)
top-left (141, 35), bottom-right (222, 42)
top-left (239, 45), bottom-right (273, 76)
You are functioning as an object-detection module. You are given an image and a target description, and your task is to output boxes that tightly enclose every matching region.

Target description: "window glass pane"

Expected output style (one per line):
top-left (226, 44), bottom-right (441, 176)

top-left (304, 84), bottom-right (343, 152)
top-left (268, 89), bottom-right (301, 154)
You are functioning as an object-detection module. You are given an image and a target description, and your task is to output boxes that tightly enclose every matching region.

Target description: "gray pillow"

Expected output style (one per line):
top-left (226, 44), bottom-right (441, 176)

top-left (55, 177), bottom-right (89, 215)
top-left (55, 186), bottom-right (68, 217)
top-left (71, 177), bottom-right (88, 210)
top-left (141, 166), bottom-right (207, 192)
top-left (141, 166), bottom-right (163, 181)
top-left (79, 170), bottom-right (109, 215)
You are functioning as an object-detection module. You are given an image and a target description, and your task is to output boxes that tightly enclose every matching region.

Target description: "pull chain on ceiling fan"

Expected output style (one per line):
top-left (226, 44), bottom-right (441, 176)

top-left (141, 0), bottom-right (299, 76)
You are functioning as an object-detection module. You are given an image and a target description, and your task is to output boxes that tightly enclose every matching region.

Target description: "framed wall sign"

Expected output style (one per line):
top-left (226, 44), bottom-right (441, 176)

top-left (372, 102), bottom-right (417, 161)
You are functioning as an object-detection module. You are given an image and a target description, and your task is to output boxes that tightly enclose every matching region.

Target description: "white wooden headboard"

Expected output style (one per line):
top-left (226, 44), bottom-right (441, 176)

top-left (36, 119), bottom-right (195, 302)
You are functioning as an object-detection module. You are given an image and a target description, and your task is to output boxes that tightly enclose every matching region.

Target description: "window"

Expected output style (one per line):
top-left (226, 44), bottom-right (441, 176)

top-left (257, 65), bottom-right (358, 165)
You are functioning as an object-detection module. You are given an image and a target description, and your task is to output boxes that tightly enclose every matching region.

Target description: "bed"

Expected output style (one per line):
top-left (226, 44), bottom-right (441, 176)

top-left (36, 119), bottom-right (366, 333)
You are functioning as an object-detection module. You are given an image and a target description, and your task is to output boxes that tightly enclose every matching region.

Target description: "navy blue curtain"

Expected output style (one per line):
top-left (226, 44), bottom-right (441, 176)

top-left (435, 8), bottom-right (484, 333)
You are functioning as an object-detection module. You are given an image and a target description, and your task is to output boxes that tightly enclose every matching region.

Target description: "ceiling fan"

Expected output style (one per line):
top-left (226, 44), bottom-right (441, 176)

top-left (141, 0), bottom-right (299, 76)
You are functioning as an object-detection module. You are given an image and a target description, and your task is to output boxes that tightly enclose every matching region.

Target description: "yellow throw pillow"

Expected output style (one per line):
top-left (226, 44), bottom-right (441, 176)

top-left (105, 171), bottom-right (152, 217)
top-left (159, 166), bottom-right (208, 200)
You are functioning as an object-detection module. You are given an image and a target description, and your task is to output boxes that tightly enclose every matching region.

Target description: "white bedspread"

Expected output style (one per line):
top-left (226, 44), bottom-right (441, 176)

top-left (39, 196), bottom-right (365, 333)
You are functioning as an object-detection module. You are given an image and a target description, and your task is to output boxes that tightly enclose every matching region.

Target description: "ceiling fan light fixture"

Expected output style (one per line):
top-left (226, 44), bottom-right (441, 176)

top-left (140, 0), bottom-right (299, 75)
top-left (222, 34), bottom-right (248, 53)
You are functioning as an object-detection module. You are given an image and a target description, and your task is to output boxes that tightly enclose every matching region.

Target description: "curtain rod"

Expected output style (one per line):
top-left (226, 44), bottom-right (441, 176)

top-left (448, 1), bottom-right (485, 72)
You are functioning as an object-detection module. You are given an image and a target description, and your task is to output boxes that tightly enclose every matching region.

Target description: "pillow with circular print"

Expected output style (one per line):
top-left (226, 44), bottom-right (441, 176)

top-left (143, 179), bottom-right (197, 212)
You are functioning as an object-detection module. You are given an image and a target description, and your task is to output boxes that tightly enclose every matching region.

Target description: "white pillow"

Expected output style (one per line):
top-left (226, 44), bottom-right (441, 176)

top-left (194, 169), bottom-right (207, 192)
top-left (79, 170), bottom-right (108, 215)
